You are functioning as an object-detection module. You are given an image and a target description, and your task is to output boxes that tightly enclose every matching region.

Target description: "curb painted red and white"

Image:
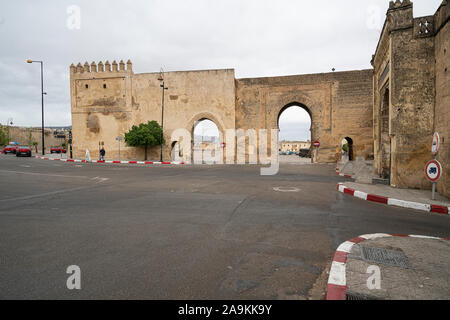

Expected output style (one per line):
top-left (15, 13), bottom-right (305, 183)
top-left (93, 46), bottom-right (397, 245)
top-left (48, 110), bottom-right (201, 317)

top-left (335, 168), bottom-right (355, 179)
top-left (326, 233), bottom-right (450, 300)
top-left (35, 156), bottom-right (184, 165)
top-left (337, 183), bottom-right (449, 215)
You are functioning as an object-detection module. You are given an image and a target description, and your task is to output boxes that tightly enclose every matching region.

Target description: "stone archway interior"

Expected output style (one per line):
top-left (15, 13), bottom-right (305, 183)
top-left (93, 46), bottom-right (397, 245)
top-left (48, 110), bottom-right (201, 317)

top-left (193, 119), bottom-right (221, 164)
top-left (278, 104), bottom-right (312, 162)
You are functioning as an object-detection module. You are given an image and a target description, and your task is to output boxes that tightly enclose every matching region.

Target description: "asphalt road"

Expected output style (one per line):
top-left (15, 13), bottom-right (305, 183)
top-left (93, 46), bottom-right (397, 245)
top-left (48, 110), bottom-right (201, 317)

top-left (1, 155), bottom-right (449, 299)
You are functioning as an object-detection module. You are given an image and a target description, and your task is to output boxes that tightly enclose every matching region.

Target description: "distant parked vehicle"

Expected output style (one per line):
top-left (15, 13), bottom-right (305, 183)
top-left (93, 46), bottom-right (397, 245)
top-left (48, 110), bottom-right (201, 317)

top-left (3, 145), bottom-right (18, 154)
top-left (50, 146), bottom-right (66, 154)
top-left (16, 146), bottom-right (32, 157)
top-left (298, 148), bottom-right (311, 158)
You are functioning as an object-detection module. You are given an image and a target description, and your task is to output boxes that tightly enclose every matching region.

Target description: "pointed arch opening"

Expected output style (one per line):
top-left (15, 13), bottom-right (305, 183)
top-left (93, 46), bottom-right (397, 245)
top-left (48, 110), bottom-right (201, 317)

top-left (278, 103), bottom-right (312, 163)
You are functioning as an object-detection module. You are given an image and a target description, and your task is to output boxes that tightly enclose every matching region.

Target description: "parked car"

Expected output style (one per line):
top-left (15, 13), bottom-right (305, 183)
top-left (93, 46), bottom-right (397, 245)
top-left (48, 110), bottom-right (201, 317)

top-left (3, 145), bottom-right (18, 154)
top-left (299, 148), bottom-right (311, 158)
top-left (16, 146), bottom-right (32, 157)
top-left (50, 146), bottom-right (67, 154)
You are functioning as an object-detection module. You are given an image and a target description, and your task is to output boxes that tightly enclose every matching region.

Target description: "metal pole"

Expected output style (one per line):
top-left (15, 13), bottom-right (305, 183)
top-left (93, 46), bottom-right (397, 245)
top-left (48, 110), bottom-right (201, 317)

top-left (160, 81), bottom-right (167, 162)
top-left (388, 136), bottom-right (392, 186)
top-left (432, 182), bottom-right (436, 201)
top-left (41, 62), bottom-right (45, 155)
top-left (118, 140), bottom-right (121, 162)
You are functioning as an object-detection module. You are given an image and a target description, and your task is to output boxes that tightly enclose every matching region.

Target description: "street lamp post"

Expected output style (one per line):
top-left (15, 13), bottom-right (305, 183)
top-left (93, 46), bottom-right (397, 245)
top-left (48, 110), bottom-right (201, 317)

top-left (158, 69), bottom-right (168, 162)
top-left (7, 118), bottom-right (13, 143)
top-left (27, 59), bottom-right (46, 155)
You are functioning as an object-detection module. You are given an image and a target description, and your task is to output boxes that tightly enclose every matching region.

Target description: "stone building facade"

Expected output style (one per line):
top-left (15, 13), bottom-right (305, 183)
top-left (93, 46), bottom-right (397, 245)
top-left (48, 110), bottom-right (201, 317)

top-left (70, 0), bottom-right (449, 197)
top-left (372, 0), bottom-right (449, 197)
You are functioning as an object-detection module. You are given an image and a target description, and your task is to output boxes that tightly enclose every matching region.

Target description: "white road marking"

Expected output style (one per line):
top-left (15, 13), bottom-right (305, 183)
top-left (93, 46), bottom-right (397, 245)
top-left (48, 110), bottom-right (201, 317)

top-left (273, 187), bottom-right (300, 192)
top-left (0, 169), bottom-right (88, 179)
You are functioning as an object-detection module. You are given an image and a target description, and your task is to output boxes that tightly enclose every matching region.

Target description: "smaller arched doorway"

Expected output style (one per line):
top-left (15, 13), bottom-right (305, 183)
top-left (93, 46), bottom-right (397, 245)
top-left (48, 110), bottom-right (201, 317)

top-left (341, 137), bottom-right (354, 161)
top-left (192, 119), bottom-right (221, 164)
top-left (171, 141), bottom-right (181, 161)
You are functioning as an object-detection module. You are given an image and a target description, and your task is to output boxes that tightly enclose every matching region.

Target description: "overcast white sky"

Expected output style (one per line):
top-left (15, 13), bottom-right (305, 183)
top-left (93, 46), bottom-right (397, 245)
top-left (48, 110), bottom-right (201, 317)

top-left (0, 0), bottom-right (442, 137)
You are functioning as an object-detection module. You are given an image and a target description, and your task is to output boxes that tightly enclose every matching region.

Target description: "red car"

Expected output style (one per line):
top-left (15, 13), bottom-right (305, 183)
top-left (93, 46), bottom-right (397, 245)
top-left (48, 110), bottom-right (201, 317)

top-left (3, 145), bottom-right (18, 154)
top-left (50, 146), bottom-right (67, 154)
top-left (16, 146), bottom-right (32, 157)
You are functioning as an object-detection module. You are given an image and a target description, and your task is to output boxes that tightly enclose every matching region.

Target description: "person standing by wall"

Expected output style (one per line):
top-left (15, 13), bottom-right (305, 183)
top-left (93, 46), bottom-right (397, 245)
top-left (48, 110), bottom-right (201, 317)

top-left (100, 147), bottom-right (105, 161)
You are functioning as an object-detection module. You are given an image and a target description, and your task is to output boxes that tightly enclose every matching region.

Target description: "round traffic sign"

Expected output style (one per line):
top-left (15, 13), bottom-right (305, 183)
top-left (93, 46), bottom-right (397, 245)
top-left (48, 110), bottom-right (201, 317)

top-left (432, 132), bottom-right (440, 155)
top-left (425, 160), bottom-right (442, 182)
top-left (313, 141), bottom-right (320, 148)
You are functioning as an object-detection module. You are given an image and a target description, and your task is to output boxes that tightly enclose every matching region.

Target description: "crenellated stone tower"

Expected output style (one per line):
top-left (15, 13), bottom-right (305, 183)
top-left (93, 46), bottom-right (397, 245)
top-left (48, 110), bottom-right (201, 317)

top-left (372, 0), bottom-right (449, 196)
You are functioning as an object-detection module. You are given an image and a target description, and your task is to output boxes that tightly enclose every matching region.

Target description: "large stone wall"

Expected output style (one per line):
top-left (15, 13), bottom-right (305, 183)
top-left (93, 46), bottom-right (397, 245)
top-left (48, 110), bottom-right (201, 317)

top-left (389, 1), bottom-right (436, 190)
top-left (434, 2), bottom-right (450, 197)
top-left (235, 70), bottom-right (374, 163)
top-left (70, 62), bottom-right (235, 161)
top-left (4, 126), bottom-right (65, 153)
top-left (70, 59), bottom-right (373, 164)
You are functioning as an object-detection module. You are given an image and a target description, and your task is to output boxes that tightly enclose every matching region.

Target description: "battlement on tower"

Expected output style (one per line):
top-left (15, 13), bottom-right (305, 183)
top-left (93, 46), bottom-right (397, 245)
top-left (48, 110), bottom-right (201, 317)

top-left (388, 0), bottom-right (412, 10)
top-left (70, 59), bottom-right (133, 75)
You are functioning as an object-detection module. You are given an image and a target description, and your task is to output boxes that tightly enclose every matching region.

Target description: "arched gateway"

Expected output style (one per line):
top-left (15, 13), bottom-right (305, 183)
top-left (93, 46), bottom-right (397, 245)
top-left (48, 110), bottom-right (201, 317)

top-left (70, 63), bottom-right (374, 164)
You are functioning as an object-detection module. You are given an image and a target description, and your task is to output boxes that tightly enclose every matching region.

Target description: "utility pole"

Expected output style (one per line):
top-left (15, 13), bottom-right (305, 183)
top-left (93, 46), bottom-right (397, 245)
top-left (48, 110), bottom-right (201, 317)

top-left (158, 69), bottom-right (168, 162)
top-left (27, 59), bottom-right (46, 155)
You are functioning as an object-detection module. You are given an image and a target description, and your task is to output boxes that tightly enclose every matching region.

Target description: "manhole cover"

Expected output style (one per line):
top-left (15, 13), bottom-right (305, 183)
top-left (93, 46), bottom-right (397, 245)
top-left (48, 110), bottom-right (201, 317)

top-left (360, 246), bottom-right (412, 269)
top-left (273, 187), bottom-right (300, 192)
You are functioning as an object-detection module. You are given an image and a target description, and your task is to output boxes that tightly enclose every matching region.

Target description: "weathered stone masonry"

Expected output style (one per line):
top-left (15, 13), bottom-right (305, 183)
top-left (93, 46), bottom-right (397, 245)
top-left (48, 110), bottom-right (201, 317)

top-left (372, 0), bottom-right (449, 197)
top-left (70, 64), bottom-right (374, 165)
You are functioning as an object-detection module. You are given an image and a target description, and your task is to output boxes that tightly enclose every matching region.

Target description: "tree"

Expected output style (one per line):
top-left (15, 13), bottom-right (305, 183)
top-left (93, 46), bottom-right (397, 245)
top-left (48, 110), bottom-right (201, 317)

top-left (32, 141), bottom-right (38, 153)
top-left (124, 121), bottom-right (164, 161)
top-left (342, 143), bottom-right (349, 153)
top-left (0, 125), bottom-right (8, 146)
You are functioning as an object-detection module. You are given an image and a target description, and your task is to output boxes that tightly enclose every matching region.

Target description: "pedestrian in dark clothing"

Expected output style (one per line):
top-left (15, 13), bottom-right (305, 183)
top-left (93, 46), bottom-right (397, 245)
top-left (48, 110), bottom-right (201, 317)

top-left (100, 147), bottom-right (106, 161)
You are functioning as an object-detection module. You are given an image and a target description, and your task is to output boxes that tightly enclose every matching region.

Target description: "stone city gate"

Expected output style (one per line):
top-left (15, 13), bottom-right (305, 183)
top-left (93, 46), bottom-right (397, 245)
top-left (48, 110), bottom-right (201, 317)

top-left (70, 62), bottom-right (374, 164)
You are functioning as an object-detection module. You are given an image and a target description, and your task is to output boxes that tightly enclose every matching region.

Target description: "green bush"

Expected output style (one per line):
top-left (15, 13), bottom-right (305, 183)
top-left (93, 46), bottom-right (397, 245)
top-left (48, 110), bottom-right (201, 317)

top-left (124, 121), bottom-right (164, 160)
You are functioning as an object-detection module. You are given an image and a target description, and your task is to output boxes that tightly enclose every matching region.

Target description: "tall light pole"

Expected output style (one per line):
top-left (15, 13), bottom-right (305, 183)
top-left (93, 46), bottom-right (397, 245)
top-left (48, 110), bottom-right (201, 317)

top-left (7, 118), bottom-right (13, 143)
top-left (27, 59), bottom-right (46, 155)
top-left (158, 69), bottom-right (168, 162)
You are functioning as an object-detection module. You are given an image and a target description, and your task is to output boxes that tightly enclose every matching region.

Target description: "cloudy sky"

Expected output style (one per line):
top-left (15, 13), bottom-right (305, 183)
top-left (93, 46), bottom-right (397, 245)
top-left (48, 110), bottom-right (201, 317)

top-left (0, 0), bottom-right (442, 138)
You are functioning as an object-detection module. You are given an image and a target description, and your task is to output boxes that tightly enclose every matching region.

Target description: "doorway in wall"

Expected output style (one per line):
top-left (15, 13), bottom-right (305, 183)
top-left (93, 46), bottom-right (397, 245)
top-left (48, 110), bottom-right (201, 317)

top-left (278, 104), bottom-right (312, 162)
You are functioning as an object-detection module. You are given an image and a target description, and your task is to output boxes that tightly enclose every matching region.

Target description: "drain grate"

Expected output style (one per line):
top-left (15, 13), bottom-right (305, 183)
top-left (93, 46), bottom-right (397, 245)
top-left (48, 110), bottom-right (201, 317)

top-left (360, 246), bottom-right (412, 269)
top-left (346, 291), bottom-right (381, 300)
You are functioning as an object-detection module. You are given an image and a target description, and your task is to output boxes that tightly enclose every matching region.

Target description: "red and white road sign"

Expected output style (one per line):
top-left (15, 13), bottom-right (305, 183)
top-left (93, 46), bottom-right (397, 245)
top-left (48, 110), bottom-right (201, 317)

top-left (425, 160), bottom-right (442, 182)
top-left (221, 142), bottom-right (226, 148)
top-left (313, 141), bottom-right (320, 148)
top-left (432, 132), bottom-right (440, 155)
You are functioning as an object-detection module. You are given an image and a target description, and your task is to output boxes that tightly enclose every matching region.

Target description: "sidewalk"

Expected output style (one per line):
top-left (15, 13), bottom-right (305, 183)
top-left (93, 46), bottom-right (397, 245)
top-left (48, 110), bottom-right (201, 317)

top-left (338, 181), bottom-right (450, 215)
top-left (327, 234), bottom-right (450, 300)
